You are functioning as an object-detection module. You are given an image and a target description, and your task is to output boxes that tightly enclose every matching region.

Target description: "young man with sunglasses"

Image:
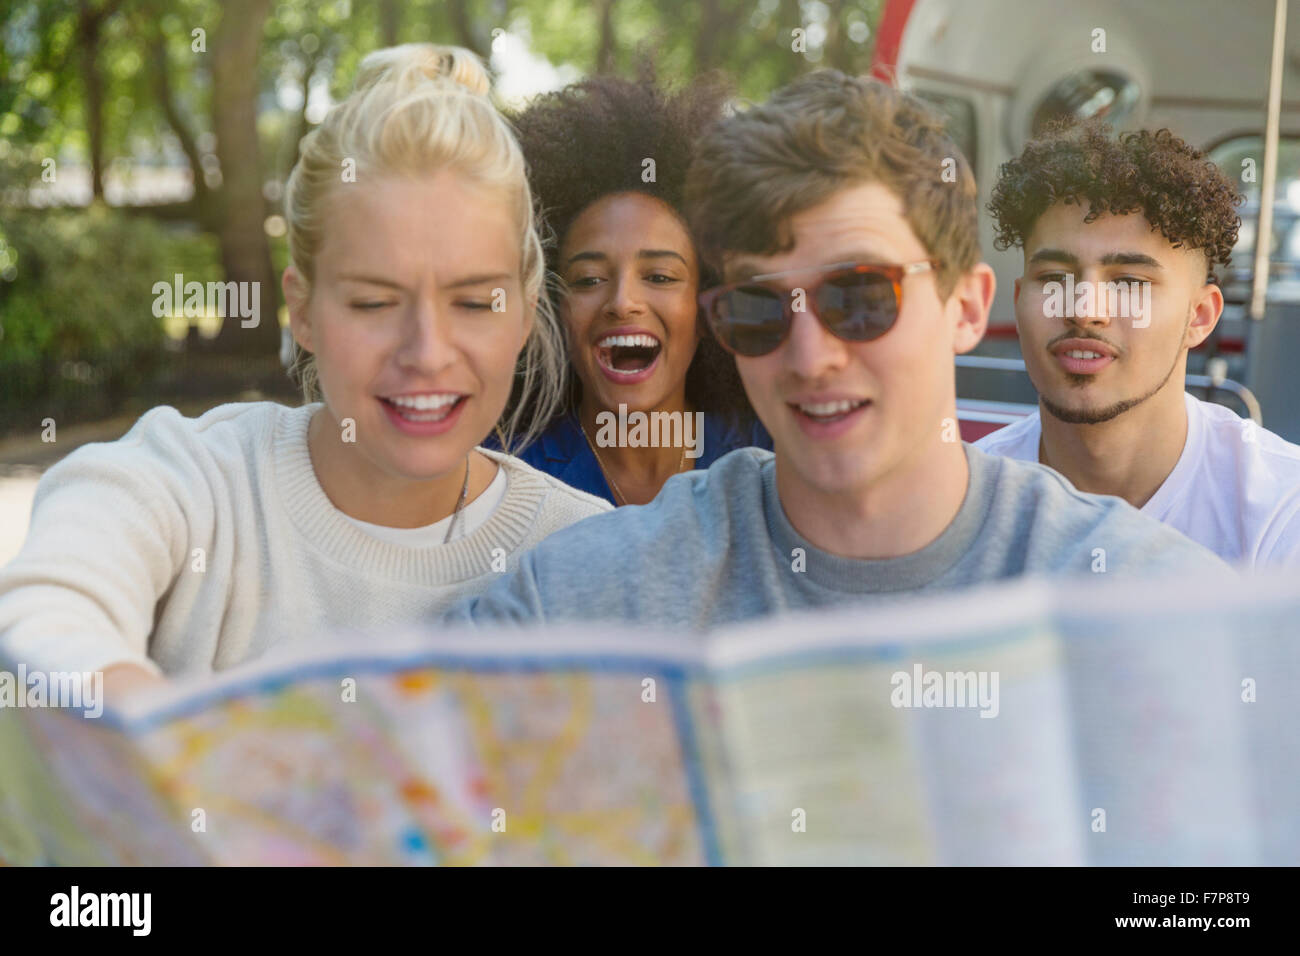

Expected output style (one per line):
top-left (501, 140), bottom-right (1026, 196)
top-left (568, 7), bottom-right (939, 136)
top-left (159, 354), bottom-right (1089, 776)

top-left (445, 72), bottom-right (1224, 631)
top-left (978, 122), bottom-right (1300, 567)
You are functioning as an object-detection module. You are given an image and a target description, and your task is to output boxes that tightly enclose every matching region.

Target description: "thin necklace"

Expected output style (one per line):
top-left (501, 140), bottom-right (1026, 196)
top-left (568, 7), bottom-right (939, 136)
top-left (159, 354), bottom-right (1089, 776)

top-left (442, 455), bottom-right (471, 544)
top-left (579, 415), bottom-right (688, 506)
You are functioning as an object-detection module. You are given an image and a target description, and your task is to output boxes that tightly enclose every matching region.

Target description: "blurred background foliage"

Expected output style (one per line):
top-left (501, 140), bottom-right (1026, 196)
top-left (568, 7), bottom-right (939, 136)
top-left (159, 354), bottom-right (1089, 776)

top-left (0, 0), bottom-right (884, 435)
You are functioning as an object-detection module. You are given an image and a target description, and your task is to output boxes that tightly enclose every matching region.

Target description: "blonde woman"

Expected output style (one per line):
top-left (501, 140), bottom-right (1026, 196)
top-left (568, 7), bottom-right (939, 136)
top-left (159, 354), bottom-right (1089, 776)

top-left (0, 44), bottom-right (608, 698)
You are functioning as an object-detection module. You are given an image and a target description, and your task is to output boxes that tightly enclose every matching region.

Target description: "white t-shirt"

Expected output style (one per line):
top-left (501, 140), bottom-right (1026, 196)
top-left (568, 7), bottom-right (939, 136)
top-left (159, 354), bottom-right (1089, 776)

top-left (975, 392), bottom-right (1300, 567)
top-left (340, 463), bottom-right (509, 546)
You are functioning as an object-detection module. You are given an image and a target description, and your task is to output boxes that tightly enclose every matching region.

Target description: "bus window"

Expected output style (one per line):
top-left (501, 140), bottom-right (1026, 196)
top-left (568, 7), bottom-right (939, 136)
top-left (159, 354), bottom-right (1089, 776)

top-left (1210, 136), bottom-right (1300, 303)
top-left (914, 89), bottom-right (977, 174)
top-left (1210, 135), bottom-right (1300, 205)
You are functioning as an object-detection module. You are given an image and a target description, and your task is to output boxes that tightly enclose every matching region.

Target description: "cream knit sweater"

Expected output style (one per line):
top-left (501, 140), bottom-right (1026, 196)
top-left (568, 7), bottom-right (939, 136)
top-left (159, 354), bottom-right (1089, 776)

top-left (0, 402), bottom-right (609, 677)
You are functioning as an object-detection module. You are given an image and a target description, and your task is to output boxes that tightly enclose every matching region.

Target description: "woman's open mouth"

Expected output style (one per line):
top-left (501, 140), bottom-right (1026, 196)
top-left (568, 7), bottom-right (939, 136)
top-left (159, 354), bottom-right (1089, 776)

top-left (593, 331), bottom-right (662, 385)
top-left (378, 392), bottom-right (468, 435)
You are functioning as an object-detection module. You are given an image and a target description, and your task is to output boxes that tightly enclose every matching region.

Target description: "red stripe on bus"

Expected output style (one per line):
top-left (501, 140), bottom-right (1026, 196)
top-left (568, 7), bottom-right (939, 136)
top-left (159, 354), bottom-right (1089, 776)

top-left (870, 0), bottom-right (917, 82)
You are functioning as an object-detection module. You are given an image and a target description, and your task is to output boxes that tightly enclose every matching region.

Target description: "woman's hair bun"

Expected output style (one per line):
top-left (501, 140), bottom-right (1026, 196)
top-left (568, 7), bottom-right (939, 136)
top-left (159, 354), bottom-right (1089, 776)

top-left (354, 43), bottom-right (491, 97)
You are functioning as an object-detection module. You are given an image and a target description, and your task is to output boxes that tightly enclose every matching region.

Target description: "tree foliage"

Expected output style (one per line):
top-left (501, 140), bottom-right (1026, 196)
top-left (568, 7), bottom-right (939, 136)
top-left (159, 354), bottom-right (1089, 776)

top-left (0, 0), bottom-right (884, 359)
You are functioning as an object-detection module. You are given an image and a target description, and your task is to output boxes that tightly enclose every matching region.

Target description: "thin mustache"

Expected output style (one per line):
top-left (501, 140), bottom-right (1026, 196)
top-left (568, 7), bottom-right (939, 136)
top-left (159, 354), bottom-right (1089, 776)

top-left (1048, 329), bottom-right (1123, 355)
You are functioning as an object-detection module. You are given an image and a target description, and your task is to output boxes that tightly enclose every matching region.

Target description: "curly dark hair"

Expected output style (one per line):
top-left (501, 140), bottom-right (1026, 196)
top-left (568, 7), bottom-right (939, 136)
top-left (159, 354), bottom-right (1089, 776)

top-left (507, 70), bottom-right (759, 433)
top-left (988, 120), bottom-right (1242, 282)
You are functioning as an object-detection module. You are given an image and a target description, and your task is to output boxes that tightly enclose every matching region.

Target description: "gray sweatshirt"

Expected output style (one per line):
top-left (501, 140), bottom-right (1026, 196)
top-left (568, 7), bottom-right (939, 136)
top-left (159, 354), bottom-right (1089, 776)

top-left (444, 444), bottom-right (1228, 631)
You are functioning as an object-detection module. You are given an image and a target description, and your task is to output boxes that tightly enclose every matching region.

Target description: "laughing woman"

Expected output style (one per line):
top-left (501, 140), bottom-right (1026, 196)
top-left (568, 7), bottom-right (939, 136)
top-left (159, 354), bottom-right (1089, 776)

top-left (502, 74), bottom-right (770, 506)
top-left (0, 44), bottom-right (608, 696)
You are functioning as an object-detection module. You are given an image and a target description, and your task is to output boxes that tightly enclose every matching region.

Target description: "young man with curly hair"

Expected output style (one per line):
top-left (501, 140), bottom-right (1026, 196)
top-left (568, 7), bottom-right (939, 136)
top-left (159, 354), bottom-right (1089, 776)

top-left (980, 121), bottom-right (1300, 567)
top-left (496, 73), bottom-right (770, 506)
top-left (446, 73), bottom-right (1224, 632)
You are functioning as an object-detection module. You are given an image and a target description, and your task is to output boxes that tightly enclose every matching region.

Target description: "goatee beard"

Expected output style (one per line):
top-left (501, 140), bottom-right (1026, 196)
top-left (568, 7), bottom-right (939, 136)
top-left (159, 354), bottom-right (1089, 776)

top-left (1041, 347), bottom-right (1182, 425)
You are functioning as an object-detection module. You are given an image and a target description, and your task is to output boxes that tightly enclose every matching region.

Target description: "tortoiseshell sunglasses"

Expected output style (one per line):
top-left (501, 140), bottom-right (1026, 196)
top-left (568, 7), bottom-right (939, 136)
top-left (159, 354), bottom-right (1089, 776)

top-left (698, 260), bottom-right (939, 357)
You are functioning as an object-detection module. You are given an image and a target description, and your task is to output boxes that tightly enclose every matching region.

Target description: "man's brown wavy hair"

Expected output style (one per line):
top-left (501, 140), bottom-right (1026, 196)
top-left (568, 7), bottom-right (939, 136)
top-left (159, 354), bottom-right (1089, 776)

top-left (685, 70), bottom-right (981, 299)
top-left (988, 120), bottom-right (1243, 283)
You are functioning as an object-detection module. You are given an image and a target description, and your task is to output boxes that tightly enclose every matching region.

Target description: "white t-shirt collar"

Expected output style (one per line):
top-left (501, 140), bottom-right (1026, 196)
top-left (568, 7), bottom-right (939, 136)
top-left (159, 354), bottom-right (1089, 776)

top-left (1137, 392), bottom-right (1200, 518)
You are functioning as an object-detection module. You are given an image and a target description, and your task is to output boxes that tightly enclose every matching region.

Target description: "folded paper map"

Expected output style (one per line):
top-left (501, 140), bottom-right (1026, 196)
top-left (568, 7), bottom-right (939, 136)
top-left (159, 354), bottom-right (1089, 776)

top-left (1, 569), bottom-right (1296, 865)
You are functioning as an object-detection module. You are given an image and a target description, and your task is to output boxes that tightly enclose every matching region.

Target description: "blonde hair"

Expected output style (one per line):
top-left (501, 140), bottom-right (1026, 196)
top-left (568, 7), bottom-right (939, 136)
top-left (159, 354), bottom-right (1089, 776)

top-left (283, 43), bottom-right (566, 452)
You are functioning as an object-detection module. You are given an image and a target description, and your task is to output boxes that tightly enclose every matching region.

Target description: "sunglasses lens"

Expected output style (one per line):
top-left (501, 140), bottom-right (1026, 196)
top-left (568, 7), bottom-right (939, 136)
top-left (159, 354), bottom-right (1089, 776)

top-left (817, 270), bottom-right (900, 341)
top-left (712, 286), bottom-right (788, 356)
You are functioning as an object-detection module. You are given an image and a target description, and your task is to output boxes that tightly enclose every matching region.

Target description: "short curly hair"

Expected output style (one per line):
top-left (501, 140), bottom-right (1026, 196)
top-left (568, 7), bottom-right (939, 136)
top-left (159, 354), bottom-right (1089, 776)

top-left (988, 121), bottom-right (1242, 283)
top-left (509, 70), bottom-right (759, 431)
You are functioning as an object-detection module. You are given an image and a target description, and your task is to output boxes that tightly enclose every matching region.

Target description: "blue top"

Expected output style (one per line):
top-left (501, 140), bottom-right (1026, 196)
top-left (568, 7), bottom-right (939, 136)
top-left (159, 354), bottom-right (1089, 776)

top-left (493, 411), bottom-right (772, 506)
top-left (445, 444), bottom-right (1228, 632)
